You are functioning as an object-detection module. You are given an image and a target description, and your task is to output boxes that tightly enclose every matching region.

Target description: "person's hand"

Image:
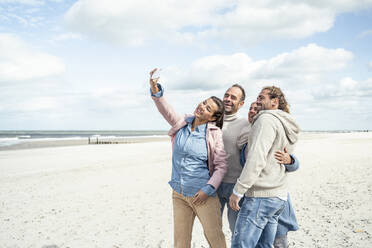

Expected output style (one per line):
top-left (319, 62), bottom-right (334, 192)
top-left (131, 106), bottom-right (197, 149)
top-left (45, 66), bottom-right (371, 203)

top-left (192, 190), bottom-right (208, 206)
top-left (229, 193), bottom-right (241, 211)
top-left (149, 68), bottom-right (159, 93)
top-left (274, 147), bottom-right (292, 164)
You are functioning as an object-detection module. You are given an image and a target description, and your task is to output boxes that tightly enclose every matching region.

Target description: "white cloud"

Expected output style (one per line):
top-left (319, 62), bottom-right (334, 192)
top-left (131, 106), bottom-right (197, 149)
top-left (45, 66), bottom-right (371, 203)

top-left (295, 76), bottom-right (372, 129)
top-left (143, 43), bottom-right (361, 130)
top-left (163, 44), bottom-right (353, 91)
top-left (153, 43), bottom-right (365, 130)
top-left (255, 44), bottom-right (353, 78)
top-left (0, 33), bottom-right (65, 81)
top-left (65, 0), bottom-right (372, 46)
top-left (369, 61), bottom-right (372, 69)
top-left (316, 77), bottom-right (372, 98)
top-left (162, 53), bottom-right (257, 90)
top-left (339, 77), bottom-right (358, 91)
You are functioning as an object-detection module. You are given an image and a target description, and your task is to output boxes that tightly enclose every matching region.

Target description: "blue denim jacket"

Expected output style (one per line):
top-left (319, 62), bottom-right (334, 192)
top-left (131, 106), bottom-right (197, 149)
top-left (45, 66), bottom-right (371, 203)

top-left (240, 144), bottom-right (299, 236)
top-left (169, 117), bottom-right (216, 197)
top-left (151, 87), bottom-right (215, 197)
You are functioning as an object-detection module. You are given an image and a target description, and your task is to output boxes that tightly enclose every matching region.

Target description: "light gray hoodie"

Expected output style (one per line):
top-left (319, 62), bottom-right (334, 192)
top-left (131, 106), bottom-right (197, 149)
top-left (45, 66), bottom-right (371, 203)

top-left (233, 109), bottom-right (300, 198)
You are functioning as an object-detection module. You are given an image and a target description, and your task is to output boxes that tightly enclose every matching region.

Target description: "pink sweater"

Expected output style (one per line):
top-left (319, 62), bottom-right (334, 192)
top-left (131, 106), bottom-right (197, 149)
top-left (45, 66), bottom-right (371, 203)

top-left (152, 95), bottom-right (227, 190)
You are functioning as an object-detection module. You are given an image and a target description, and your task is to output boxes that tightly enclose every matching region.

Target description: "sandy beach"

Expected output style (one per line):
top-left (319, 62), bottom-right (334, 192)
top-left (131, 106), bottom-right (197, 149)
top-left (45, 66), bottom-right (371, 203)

top-left (0, 132), bottom-right (371, 247)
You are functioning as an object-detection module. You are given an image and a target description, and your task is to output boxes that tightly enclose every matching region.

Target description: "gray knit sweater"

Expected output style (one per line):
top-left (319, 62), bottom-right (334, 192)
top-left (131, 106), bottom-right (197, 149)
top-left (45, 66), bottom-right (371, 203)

top-left (233, 109), bottom-right (300, 198)
top-left (222, 113), bottom-right (249, 183)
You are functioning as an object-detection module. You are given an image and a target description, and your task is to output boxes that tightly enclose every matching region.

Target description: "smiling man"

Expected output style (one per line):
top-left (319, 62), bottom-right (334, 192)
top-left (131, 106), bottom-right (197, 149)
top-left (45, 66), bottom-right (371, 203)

top-left (217, 84), bottom-right (249, 234)
top-left (229, 86), bottom-right (300, 248)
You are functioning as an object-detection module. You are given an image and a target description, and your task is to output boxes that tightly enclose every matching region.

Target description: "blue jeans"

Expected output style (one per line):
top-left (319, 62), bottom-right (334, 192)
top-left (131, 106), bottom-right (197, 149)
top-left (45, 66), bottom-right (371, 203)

top-left (217, 182), bottom-right (240, 234)
top-left (276, 194), bottom-right (299, 238)
top-left (231, 197), bottom-right (286, 248)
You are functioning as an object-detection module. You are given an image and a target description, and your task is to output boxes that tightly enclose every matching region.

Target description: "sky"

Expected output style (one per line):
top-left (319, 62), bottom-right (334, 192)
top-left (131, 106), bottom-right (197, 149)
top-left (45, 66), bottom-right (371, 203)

top-left (0, 0), bottom-right (372, 131)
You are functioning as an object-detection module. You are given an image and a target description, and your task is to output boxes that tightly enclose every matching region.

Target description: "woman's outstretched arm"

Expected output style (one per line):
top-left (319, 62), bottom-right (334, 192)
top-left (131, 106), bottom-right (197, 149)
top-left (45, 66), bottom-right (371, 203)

top-left (149, 68), bottom-right (183, 127)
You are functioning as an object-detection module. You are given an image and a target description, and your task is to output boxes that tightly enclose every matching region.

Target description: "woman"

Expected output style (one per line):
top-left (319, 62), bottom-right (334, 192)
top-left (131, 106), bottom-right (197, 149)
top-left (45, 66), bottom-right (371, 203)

top-left (149, 68), bottom-right (227, 248)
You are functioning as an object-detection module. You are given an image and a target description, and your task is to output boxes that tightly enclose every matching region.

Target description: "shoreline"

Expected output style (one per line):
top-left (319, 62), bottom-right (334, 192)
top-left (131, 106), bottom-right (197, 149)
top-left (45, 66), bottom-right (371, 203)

top-left (0, 136), bottom-right (170, 151)
top-left (1, 130), bottom-right (371, 152)
top-left (1, 131), bottom-right (367, 152)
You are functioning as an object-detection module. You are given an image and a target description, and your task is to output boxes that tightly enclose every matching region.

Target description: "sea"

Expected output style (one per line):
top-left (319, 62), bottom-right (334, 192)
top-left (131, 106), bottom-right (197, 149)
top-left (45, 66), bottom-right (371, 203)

top-left (0, 130), bottom-right (168, 147)
top-left (0, 130), bottom-right (370, 148)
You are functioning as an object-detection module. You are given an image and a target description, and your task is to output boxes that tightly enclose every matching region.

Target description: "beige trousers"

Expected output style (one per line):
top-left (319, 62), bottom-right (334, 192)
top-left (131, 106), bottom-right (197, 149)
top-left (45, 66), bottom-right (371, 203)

top-left (172, 190), bottom-right (227, 248)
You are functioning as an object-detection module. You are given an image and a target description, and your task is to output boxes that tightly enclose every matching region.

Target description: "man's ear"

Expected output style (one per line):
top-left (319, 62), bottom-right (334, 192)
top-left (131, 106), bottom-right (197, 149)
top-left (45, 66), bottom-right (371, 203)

top-left (238, 100), bottom-right (245, 109)
top-left (271, 98), bottom-right (279, 108)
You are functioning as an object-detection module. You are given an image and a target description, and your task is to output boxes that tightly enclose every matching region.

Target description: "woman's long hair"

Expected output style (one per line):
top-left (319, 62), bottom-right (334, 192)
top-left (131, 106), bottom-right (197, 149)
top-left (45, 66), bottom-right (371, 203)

top-left (210, 96), bottom-right (225, 129)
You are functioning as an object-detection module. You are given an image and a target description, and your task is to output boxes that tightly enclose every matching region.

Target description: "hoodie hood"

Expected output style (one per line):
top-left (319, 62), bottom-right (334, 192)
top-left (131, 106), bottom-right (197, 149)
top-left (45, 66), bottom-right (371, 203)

top-left (254, 109), bottom-right (300, 144)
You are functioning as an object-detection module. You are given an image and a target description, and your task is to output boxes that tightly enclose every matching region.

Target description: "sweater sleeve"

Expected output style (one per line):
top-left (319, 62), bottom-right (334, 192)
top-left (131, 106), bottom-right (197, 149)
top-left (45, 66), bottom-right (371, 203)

top-left (233, 114), bottom-right (276, 196)
top-left (150, 84), bottom-right (183, 128)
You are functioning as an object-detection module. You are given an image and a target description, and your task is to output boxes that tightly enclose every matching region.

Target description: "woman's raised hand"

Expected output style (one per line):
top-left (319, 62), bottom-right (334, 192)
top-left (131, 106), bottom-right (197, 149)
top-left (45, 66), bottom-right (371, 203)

top-left (149, 68), bottom-right (160, 94)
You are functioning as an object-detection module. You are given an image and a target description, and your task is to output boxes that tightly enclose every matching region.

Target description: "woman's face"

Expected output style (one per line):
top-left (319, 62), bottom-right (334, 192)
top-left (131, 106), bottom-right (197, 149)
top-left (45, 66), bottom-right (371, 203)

top-left (248, 102), bottom-right (258, 123)
top-left (194, 98), bottom-right (218, 122)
